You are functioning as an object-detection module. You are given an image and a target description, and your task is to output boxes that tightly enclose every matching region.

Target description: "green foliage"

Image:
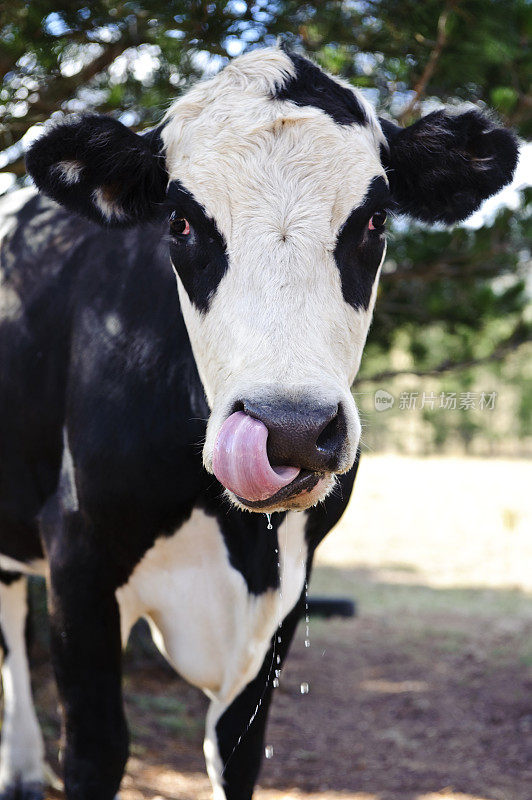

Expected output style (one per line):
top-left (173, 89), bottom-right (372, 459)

top-left (1, 1), bottom-right (530, 451)
top-left (361, 189), bottom-right (532, 379)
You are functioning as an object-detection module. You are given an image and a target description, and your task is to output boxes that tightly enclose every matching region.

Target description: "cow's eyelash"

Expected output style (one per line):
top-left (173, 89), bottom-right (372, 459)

top-left (370, 198), bottom-right (396, 215)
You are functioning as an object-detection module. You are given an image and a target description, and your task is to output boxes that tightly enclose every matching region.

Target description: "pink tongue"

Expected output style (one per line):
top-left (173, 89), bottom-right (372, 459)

top-left (213, 411), bottom-right (300, 502)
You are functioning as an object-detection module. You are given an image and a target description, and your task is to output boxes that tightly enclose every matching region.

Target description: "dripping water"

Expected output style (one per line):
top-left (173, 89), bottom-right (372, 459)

top-left (304, 579), bottom-right (310, 648)
top-left (300, 549), bottom-right (311, 699)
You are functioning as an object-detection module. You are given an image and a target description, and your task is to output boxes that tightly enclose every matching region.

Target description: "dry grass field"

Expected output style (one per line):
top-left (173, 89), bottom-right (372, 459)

top-left (31, 455), bottom-right (531, 800)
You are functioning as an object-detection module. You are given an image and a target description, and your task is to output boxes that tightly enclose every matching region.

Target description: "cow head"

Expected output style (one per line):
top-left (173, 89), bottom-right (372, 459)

top-left (26, 48), bottom-right (518, 513)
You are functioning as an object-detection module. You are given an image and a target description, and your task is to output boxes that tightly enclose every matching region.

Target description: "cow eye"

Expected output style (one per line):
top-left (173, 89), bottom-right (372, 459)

top-left (368, 210), bottom-right (387, 231)
top-left (170, 212), bottom-right (190, 237)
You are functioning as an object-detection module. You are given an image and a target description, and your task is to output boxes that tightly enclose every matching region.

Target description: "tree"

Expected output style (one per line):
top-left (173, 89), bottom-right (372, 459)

top-left (1, 1), bottom-right (530, 450)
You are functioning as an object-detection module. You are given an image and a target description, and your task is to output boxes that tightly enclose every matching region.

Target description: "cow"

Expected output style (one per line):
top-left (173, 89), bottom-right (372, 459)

top-left (0, 47), bottom-right (518, 800)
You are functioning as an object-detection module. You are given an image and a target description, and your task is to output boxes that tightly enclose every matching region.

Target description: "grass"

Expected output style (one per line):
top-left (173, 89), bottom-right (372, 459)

top-left (311, 454), bottom-right (532, 621)
top-left (126, 691), bottom-right (203, 740)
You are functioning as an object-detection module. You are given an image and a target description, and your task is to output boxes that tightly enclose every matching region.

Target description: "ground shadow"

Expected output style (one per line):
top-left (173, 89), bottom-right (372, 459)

top-left (24, 570), bottom-right (532, 800)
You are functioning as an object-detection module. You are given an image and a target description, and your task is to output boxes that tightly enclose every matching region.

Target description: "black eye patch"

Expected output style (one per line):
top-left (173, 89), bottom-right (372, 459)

top-left (334, 176), bottom-right (394, 310)
top-left (165, 181), bottom-right (228, 313)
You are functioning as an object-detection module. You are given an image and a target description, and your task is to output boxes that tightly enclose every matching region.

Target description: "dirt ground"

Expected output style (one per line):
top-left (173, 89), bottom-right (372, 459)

top-left (27, 456), bottom-right (532, 800)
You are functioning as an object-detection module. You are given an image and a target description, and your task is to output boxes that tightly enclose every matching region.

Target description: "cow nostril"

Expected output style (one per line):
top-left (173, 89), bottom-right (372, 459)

top-left (315, 405), bottom-right (346, 463)
top-left (316, 416), bottom-right (338, 452)
top-left (232, 398), bottom-right (347, 472)
top-left (231, 400), bottom-right (245, 415)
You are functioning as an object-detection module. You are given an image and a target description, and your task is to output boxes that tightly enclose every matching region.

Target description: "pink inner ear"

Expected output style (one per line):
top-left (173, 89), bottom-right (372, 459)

top-left (368, 217), bottom-right (375, 230)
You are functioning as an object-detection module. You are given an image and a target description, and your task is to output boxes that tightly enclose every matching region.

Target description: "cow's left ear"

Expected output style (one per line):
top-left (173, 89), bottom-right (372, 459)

top-left (379, 110), bottom-right (519, 224)
top-left (25, 115), bottom-right (168, 227)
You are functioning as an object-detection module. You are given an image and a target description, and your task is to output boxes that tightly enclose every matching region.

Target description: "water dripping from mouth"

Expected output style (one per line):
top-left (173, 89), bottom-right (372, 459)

top-left (220, 514), bottom-right (285, 777)
top-left (300, 575), bottom-right (311, 698)
top-left (304, 580), bottom-right (310, 648)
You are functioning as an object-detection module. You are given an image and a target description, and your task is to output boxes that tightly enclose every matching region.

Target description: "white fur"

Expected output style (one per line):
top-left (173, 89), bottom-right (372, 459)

top-left (0, 556), bottom-right (46, 576)
top-left (117, 508), bottom-right (306, 697)
top-left (0, 577), bottom-right (45, 790)
top-left (0, 187), bottom-right (37, 229)
top-left (116, 508), bottom-right (308, 796)
top-left (0, 191), bottom-right (35, 324)
top-left (161, 48), bottom-right (386, 502)
top-left (52, 160), bottom-right (83, 185)
top-left (0, 284), bottom-right (22, 323)
top-left (92, 187), bottom-right (127, 222)
top-left (58, 427), bottom-right (79, 513)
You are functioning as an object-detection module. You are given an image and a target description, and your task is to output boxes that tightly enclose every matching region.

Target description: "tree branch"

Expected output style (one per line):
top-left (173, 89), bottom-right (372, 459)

top-left (28, 41), bottom-right (133, 116)
top-left (0, 157), bottom-right (25, 177)
top-left (357, 335), bottom-right (529, 383)
top-left (1, 15), bottom-right (149, 153)
top-left (399, 2), bottom-right (455, 123)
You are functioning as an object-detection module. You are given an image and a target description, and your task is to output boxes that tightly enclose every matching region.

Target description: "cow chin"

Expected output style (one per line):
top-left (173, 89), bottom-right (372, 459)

top-left (226, 472), bottom-right (337, 514)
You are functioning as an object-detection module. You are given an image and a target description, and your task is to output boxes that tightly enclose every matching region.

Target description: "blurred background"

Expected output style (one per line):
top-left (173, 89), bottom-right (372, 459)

top-left (1, 2), bottom-right (531, 800)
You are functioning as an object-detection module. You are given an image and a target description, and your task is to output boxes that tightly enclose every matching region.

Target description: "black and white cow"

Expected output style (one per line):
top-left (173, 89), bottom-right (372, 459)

top-left (0, 47), bottom-right (518, 800)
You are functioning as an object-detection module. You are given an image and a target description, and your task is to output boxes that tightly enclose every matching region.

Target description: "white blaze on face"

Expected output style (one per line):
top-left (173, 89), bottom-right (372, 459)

top-left (162, 48), bottom-right (387, 476)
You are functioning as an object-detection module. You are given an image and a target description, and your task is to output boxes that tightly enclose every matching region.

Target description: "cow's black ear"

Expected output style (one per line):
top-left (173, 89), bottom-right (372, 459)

top-left (25, 115), bottom-right (168, 227)
top-left (379, 110), bottom-right (519, 224)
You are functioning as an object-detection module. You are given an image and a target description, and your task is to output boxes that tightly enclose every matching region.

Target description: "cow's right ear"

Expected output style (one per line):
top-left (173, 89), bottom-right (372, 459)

top-left (379, 110), bottom-right (519, 224)
top-left (25, 115), bottom-right (168, 227)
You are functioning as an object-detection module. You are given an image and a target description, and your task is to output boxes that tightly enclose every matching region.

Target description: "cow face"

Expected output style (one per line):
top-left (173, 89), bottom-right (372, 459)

top-left (26, 48), bottom-right (518, 513)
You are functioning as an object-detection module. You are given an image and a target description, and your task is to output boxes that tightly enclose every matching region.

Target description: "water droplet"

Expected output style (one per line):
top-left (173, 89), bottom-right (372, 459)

top-left (277, 635), bottom-right (282, 644)
top-left (276, 655), bottom-right (281, 664)
top-left (273, 678), bottom-right (279, 688)
top-left (266, 513), bottom-right (273, 530)
top-left (303, 580), bottom-right (311, 649)
top-left (300, 682), bottom-right (309, 694)
top-left (265, 745), bottom-right (274, 759)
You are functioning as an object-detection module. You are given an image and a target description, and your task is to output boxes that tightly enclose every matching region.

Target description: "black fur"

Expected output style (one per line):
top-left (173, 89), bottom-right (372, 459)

top-left (275, 52), bottom-right (367, 126)
top-left (215, 465), bottom-right (358, 800)
top-left (0, 192), bottom-right (358, 798)
top-left (216, 592), bottom-right (303, 800)
top-left (167, 181), bottom-right (229, 313)
top-left (199, 495), bottom-right (282, 596)
top-left (334, 176), bottom-right (392, 309)
top-left (379, 110), bottom-right (519, 224)
top-left (8, 54), bottom-right (518, 799)
top-left (25, 116), bottom-right (168, 227)
top-left (0, 568), bottom-right (23, 586)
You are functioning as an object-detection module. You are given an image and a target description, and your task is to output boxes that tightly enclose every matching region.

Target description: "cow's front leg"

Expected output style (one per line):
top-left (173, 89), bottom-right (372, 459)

top-left (44, 511), bottom-right (128, 800)
top-left (205, 598), bottom-right (303, 800)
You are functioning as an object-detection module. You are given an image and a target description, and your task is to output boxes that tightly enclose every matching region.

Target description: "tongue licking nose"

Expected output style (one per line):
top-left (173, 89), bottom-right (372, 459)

top-left (213, 411), bottom-right (300, 502)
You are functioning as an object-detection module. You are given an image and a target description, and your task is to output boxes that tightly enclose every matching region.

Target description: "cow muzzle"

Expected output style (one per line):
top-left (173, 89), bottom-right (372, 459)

top-left (211, 396), bottom-right (353, 512)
